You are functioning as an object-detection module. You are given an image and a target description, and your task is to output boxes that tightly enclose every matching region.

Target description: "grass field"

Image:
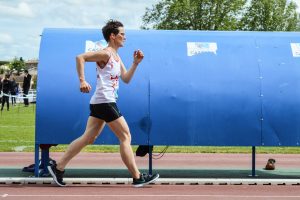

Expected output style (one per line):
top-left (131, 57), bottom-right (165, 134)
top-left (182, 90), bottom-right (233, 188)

top-left (1, 103), bottom-right (300, 154)
top-left (0, 104), bottom-right (35, 152)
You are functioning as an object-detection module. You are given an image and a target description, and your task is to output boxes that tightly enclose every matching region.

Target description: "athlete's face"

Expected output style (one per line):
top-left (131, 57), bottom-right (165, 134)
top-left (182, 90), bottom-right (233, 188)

top-left (113, 27), bottom-right (126, 47)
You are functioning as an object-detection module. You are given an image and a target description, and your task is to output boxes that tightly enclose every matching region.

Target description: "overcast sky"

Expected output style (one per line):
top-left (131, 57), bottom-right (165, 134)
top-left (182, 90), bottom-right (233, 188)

top-left (0, 0), bottom-right (160, 61)
top-left (0, 0), bottom-right (299, 61)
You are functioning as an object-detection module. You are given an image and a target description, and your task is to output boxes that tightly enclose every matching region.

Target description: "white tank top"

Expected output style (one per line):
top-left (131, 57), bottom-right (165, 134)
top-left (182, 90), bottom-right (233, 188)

top-left (90, 50), bottom-right (121, 104)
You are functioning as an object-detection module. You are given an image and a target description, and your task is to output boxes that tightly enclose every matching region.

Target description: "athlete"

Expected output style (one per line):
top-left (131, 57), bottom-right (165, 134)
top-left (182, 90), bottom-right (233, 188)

top-left (48, 19), bottom-right (159, 187)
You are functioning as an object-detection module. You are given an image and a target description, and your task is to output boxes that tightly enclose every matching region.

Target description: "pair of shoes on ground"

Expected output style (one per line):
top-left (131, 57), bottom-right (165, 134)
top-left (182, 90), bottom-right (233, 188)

top-left (48, 164), bottom-right (159, 187)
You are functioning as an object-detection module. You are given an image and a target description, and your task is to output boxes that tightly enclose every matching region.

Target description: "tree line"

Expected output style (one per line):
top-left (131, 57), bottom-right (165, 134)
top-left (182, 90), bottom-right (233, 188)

top-left (142, 0), bottom-right (300, 31)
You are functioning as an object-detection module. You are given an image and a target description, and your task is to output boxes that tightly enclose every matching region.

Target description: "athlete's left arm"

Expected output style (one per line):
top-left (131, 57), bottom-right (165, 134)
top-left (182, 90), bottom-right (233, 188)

top-left (120, 50), bottom-right (144, 84)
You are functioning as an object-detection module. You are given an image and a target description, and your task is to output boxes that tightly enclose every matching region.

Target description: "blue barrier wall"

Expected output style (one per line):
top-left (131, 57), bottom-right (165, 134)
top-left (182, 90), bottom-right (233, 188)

top-left (36, 29), bottom-right (300, 146)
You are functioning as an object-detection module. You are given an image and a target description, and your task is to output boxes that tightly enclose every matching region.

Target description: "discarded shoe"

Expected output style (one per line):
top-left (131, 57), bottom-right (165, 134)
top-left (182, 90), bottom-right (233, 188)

top-left (264, 158), bottom-right (276, 170)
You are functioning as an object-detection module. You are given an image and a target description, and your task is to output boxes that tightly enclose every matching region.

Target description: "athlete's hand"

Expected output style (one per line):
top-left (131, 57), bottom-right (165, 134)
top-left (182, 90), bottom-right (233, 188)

top-left (133, 49), bottom-right (144, 65)
top-left (80, 80), bottom-right (91, 93)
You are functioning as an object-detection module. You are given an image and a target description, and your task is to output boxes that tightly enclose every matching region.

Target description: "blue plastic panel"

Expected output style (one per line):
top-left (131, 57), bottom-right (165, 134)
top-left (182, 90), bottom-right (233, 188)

top-left (36, 29), bottom-right (300, 146)
top-left (255, 34), bottom-right (300, 146)
top-left (149, 31), bottom-right (261, 145)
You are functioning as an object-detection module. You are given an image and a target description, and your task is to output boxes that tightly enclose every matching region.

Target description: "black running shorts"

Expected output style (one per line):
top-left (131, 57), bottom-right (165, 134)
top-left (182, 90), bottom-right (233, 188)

top-left (89, 103), bottom-right (122, 122)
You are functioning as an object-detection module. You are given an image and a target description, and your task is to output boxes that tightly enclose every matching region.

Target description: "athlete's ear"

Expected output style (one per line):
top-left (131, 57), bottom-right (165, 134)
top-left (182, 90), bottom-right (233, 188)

top-left (110, 33), bottom-right (116, 41)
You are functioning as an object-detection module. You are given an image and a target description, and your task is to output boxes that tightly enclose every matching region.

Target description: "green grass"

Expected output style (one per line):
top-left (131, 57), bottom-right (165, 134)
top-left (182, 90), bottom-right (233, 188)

top-left (1, 104), bottom-right (300, 154)
top-left (0, 104), bottom-right (35, 152)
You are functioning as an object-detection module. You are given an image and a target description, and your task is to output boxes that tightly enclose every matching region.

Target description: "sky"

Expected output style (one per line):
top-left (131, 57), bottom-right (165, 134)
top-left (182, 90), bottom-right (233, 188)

top-left (0, 0), bottom-right (160, 61)
top-left (0, 0), bottom-right (299, 61)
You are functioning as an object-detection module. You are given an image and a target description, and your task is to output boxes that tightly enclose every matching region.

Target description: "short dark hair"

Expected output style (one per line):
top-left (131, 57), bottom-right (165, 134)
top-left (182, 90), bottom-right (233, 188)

top-left (24, 70), bottom-right (29, 74)
top-left (102, 19), bottom-right (123, 42)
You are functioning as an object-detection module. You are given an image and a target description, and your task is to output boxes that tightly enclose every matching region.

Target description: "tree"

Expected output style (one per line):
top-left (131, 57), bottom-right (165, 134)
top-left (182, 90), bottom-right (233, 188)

top-left (142, 0), bottom-right (247, 30)
top-left (8, 57), bottom-right (26, 75)
top-left (142, 0), bottom-right (300, 31)
top-left (239, 0), bottom-right (299, 31)
top-left (297, 13), bottom-right (300, 31)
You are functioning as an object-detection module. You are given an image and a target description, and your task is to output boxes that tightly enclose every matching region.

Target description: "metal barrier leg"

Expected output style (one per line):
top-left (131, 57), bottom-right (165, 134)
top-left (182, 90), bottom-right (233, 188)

top-left (41, 148), bottom-right (50, 174)
top-left (148, 145), bottom-right (153, 175)
top-left (34, 143), bottom-right (39, 177)
top-left (251, 146), bottom-right (257, 177)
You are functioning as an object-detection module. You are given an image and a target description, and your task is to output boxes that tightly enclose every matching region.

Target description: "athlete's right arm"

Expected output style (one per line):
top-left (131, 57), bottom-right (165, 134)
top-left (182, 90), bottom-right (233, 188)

top-left (76, 50), bottom-right (110, 93)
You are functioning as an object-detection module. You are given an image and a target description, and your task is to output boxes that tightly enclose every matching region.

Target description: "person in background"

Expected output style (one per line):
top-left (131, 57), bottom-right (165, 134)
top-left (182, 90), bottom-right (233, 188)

top-left (22, 70), bottom-right (32, 107)
top-left (0, 77), bottom-right (2, 104)
top-left (1, 74), bottom-right (12, 111)
top-left (10, 77), bottom-right (18, 106)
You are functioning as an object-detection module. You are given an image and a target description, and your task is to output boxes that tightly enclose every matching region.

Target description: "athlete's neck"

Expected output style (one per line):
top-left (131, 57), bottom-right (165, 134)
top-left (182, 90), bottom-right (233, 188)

top-left (107, 46), bottom-right (119, 56)
top-left (108, 43), bottom-right (119, 53)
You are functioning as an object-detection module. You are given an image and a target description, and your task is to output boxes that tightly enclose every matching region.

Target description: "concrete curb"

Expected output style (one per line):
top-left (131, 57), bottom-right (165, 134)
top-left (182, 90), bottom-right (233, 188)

top-left (1, 178), bottom-right (300, 186)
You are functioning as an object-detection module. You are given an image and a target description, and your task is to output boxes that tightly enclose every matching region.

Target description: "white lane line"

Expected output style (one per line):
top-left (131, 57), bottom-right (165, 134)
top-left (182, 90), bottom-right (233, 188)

top-left (1, 194), bottom-right (8, 198)
top-left (2, 195), bottom-right (300, 198)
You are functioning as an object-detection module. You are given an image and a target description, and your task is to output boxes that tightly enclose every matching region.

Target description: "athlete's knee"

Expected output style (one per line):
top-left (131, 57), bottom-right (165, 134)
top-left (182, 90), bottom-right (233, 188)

top-left (118, 131), bottom-right (131, 143)
top-left (81, 134), bottom-right (97, 145)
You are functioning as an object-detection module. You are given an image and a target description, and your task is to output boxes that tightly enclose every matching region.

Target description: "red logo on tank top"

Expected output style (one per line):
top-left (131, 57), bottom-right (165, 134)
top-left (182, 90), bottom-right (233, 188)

top-left (110, 75), bottom-right (118, 80)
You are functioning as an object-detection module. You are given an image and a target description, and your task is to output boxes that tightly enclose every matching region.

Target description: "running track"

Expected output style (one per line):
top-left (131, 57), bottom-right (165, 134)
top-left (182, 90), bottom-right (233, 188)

top-left (2, 185), bottom-right (300, 200)
top-left (1, 152), bottom-right (300, 200)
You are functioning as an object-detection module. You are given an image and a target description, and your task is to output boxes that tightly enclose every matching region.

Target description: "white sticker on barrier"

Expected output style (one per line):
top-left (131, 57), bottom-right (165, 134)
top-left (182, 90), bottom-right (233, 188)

top-left (187, 42), bottom-right (218, 56)
top-left (291, 43), bottom-right (300, 57)
top-left (85, 40), bottom-right (108, 52)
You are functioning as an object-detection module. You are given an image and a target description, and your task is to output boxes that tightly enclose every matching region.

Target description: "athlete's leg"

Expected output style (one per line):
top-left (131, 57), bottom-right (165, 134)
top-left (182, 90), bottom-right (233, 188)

top-left (56, 116), bottom-right (106, 171)
top-left (108, 116), bottom-right (140, 179)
